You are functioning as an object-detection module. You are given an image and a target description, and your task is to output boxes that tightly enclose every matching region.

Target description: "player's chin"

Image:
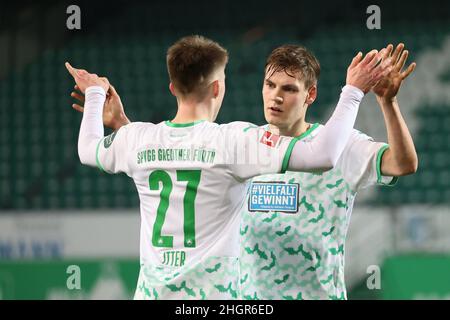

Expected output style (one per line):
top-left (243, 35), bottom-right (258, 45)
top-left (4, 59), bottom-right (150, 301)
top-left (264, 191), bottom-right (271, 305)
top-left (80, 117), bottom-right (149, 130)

top-left (265, 116), bottom-right (283, 126)
top-left (265, 112), bottom-right (280, 124)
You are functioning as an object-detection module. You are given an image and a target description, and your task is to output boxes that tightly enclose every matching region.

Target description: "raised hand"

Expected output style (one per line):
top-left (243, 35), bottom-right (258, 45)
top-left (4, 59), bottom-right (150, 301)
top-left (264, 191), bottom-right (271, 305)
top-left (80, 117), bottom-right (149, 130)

top-left (65, 62), bottom-right (109, 93)
top-left (346, 48), bottom-right (393, 94)
top-left (70, 80), bottom-right (130, 130)
top-left (372, 43), bottom-right (416, 100)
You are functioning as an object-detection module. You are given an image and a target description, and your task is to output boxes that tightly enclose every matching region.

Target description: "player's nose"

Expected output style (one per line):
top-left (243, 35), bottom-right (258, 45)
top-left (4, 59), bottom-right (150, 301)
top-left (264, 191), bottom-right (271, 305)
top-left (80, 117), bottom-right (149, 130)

top-left (273, 96), bottom-right (283, 104)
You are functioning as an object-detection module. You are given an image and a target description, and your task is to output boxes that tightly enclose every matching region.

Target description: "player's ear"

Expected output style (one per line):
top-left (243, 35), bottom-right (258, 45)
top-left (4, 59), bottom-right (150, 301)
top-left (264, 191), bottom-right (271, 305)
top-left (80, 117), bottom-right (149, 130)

top-left (169, 82), bottom-right (176, 96)
top-left (212, 80), bottom-right (220, 98)
top-left (306, 85), bottom-right (317, 105)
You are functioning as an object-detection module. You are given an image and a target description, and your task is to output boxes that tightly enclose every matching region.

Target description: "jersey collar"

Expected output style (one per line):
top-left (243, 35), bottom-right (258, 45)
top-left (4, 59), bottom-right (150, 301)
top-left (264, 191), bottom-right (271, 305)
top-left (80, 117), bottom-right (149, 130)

top-left (165, 120), bottom-right (206, 128)
top-left (295, 123), bottom-right (320, 140)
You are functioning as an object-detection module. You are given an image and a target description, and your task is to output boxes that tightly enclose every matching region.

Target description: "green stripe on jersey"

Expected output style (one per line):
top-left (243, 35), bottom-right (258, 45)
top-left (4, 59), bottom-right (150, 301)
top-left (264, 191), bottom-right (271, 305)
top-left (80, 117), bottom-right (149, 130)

top-left (165, 120), bottom-right (205, 128)
top-left (96, 138), bottom-right (106, 172)
top-left (376, 144), bottom-right (398, 186)
top-left (280, 123), bottom-right (319, 173)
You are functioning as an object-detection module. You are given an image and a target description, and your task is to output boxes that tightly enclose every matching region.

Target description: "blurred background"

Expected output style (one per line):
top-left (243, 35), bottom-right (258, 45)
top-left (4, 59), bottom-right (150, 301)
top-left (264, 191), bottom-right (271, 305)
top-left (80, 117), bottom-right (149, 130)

top-left (0, 0), bottom-right (449, 299)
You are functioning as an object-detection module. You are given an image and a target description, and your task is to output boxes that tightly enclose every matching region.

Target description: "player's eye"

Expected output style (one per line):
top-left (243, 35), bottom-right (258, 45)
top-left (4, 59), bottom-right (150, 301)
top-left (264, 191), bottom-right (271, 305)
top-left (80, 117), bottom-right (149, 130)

top-left (284, 87), bottom-right (298, 93)
top-left (265, 81), bottom-right (275, 88)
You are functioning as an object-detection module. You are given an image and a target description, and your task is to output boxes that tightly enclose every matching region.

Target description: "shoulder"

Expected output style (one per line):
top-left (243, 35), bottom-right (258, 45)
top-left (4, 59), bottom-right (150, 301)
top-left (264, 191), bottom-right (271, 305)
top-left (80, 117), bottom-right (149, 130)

top-left (312, 125), bottom-right (374, 144)
top-left (218, 121), bottom-right (261, 133)
top-left (113, 122), bottom-right (158, 142)
top-left (336, 128), bottom-right (386, 171)
top-left (117, 121), bottom-right (156, 132)
top-left (349, 128), bottom-right (374, 143)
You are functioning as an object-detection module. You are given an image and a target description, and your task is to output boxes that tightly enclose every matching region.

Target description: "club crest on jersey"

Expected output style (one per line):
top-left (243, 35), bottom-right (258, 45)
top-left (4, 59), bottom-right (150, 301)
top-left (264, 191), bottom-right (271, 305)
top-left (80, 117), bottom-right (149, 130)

top-left (248, 182), bottom-right (299, 213)
top-left (260, 131), bottom-right (280, 148)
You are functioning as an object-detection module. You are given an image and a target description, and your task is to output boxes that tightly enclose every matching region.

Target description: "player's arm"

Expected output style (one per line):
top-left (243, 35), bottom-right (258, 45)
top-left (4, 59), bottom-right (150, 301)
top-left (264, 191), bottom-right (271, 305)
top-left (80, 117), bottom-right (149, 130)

top-left (372, 43), bottom-right (418, 176)
top-left (287, 48), bottom-right (393, 172)
top-left (65, 62), bottom-right (110, 167)
top-left (71, 79), bottom-right (131, 131)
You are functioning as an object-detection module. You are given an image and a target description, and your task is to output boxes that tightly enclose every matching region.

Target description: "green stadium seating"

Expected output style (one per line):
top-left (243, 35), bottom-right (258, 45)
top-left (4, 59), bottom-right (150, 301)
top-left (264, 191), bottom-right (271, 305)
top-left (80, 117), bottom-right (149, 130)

top-left (1, 5), bottom-right (449, 209)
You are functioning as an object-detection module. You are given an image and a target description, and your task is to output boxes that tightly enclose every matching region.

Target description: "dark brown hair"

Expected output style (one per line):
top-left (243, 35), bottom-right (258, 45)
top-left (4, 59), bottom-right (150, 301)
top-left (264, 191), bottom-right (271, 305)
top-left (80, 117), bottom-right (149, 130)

top-left (265, 45), bottom-right (320, 89)
top-left (167, 35), bottom-right (228, 95)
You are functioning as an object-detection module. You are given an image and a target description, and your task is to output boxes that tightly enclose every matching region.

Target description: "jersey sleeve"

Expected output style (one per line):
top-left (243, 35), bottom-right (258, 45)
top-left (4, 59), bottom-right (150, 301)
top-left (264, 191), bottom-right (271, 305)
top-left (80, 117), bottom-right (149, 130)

top-left (339, 129), bottom-right (398, 191)
top-left (95, 123), bottom-right (138, 174)
top-left (224, 122), bottom-right (293, 180)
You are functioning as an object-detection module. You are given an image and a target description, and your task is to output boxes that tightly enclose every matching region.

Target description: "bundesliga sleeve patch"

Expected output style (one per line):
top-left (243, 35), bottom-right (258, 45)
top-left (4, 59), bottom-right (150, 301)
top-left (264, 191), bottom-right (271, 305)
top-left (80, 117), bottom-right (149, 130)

top-left (260, 131), bottom-right (280, 148)
top-left (248, 182), bottom-right (299, 213)
top-left (103, 130), bottom-right (118, 148)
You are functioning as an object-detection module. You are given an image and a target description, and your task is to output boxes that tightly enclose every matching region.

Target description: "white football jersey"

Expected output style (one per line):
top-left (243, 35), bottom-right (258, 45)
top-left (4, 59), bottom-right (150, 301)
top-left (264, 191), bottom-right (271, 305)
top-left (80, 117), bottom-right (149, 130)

top-left (95, 120), bottom-right (294, 299)
top-left (240, 124), bottom-right (397, 300)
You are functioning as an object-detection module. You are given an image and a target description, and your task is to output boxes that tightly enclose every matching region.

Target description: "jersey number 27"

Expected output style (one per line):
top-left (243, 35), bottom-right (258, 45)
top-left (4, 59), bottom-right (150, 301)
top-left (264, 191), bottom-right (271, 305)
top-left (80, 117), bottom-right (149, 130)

top-left (149, 170), bottom-right (201, 248)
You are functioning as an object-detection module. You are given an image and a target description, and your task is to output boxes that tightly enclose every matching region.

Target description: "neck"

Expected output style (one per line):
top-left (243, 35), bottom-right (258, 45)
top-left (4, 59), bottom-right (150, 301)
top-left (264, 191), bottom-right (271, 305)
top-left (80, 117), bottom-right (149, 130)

top-left (171, 99), bottom-right (215, 123)
top-left (269, 119), bottom-right (311, 137)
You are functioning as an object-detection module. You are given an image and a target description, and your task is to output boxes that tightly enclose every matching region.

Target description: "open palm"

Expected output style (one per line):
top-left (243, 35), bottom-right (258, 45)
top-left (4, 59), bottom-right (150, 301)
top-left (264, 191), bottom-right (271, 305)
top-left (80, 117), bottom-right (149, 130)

top-left (372, 43), bottom-right (416, 99)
